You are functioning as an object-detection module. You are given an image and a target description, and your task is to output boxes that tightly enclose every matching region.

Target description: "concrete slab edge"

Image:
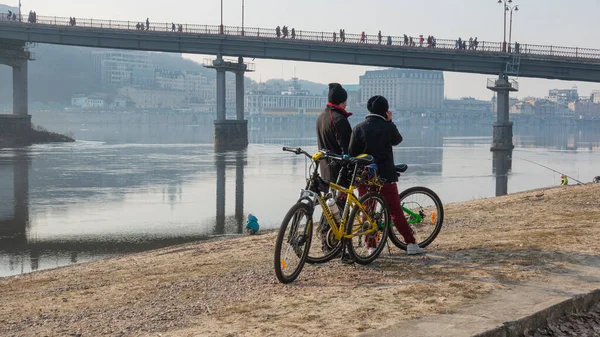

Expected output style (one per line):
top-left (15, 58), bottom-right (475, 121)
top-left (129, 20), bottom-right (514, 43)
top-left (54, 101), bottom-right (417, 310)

top-left (473, 288), bottom-right (600, 337)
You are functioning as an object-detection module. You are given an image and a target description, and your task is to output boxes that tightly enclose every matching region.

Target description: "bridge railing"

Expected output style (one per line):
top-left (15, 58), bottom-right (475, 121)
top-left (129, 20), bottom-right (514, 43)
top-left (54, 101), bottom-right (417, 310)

top-left (2, 13), bottom-right (600, 61)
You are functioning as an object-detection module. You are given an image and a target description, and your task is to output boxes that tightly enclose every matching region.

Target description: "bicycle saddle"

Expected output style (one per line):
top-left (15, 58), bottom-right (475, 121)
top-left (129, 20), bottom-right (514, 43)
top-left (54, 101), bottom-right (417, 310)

top-left (395, 164), bottom-right (408, 173)
top-left (350, 154), bottom-right (374, 165)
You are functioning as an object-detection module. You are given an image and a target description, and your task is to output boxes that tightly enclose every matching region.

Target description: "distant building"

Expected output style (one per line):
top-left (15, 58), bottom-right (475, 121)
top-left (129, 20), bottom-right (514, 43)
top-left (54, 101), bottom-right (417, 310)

top-left (185, 71), bottom-right (209, 103)
top-left (71, 95), bottom-right (105, 109)
top-left (591, 90), bottom-right (600, 104)
top-left (93, 51), bottom-right (155, 88)
top-left (533, 99), bottom-right (557, 116)
top-left (548, 87), bottom-right (578, 108)
top-left (359, 69), bottom-right (444, 110)
top-left (343, 84), bottom-right (361, 109)
top-left (574, 101), bottom-right (600, 119)
top-left (510, 101), bottom-right (535, 114)
top-left (119, 86), bottom-right (185, 109)
top-left (155, 69), bottom-right (186, 91)
top-left (245, 78), bottom-right (327, 116)
top-left (443, 97), bottom-right (492, 112)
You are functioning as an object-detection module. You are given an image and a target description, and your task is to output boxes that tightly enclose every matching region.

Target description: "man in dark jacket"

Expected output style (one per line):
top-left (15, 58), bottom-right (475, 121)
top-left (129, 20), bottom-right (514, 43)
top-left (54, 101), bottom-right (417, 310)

top-left (316, 83), bottom-right (352, 187)
top-left (349, 95), bottom-right (425, 255)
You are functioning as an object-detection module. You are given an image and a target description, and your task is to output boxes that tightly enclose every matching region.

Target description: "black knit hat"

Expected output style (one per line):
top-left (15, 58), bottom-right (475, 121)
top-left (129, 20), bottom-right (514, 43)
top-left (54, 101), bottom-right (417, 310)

top-left (367, 95), bottom-right (389, 116)
top-left (328, 83), bottom-right (348, 105)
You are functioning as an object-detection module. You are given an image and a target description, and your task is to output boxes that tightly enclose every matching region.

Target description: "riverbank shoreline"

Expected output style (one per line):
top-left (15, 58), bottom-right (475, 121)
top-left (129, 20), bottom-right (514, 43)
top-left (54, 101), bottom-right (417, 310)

top-left (0, 127), bottom-right (74, 148)
top-left (1, 184), bottom-right (599, 336)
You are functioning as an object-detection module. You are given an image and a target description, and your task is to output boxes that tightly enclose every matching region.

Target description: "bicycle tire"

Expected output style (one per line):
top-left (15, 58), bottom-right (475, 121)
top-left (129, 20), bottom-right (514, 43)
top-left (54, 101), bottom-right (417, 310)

top-left (345, 192), bottom-right (390, 265)
top-left (274, 202), bottom-right (313, 284)
top-left (388, 186), bottom-right (444, 251)
top-left (306, 213), bottom-right (343, 264)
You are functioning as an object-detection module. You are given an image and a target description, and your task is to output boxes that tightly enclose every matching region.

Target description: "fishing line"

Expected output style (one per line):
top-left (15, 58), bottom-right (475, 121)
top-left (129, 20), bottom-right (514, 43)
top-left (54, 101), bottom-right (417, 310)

top-left (514, 156), bottom-right (584, 185)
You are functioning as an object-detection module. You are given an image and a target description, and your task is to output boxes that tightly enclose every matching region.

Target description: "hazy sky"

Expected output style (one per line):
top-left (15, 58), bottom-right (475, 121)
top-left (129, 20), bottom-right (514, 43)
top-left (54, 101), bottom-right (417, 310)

top-left (12, 0), bottom-right (600, 99)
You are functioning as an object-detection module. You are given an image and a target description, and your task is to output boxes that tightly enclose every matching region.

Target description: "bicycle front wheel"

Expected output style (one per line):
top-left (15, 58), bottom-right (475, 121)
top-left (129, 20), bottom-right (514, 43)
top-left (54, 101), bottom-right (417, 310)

top-left (345, 192), bottom-right (390, 265)
top-left (388, 186), bottom-right (444, 250)
top-left (274, 202), bottom-right (313, 284)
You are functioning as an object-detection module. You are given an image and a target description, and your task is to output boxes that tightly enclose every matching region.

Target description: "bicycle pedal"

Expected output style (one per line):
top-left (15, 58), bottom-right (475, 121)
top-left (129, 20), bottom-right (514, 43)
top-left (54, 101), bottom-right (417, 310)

top-left (340, 254), bottom-right (355, 265)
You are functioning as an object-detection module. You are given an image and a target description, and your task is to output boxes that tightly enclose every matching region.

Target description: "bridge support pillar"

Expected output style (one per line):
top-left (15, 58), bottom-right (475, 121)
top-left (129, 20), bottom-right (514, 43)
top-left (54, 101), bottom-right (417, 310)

top-left (493, 150), bottom-right (512, 197)
top-left (205, 56), bottom-right (254, 151)
top-left (0, 41), bottom-right (32, 140)
top-left (13, 59), bottom-right (28, 117)
top-left (487, 75), bottom-right (518, 151)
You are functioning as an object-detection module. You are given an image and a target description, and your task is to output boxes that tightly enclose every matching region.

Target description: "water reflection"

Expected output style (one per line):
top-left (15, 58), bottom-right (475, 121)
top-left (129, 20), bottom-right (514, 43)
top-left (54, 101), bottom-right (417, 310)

top-left (0, 149), bottom-right (29, 243)
top-left (493, 150), bottom-right (513, 197)
top-left (215, 150), bottom-right (246, 235)
top-left (0, 146), bottom-right (248, 277)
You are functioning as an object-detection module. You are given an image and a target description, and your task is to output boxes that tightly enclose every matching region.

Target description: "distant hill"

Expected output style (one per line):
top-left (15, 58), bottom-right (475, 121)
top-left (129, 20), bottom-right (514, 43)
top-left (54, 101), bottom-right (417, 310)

top-left (0, 3), bottom-right (17, 13)
top-left (0, 44), bottom-right (219, 105)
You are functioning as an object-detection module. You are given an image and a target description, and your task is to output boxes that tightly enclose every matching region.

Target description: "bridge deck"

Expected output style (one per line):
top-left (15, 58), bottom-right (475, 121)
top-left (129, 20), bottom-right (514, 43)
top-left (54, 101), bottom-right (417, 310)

top-left (1, 14), bottom-right (600, 82)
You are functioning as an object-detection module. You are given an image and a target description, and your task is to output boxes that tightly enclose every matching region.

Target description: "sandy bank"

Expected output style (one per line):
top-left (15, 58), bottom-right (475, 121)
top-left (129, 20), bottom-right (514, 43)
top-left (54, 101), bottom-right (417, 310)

top-left (1, 184), bottom-right (599, 337)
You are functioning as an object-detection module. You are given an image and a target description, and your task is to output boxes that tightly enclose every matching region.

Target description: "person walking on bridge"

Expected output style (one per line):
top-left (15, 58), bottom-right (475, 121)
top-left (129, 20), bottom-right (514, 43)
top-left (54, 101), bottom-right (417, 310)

top-left (291, 28), bottom-right (296, 39)
top-left (378, 31), bottom-right (382, 44)
top-left (146, 18), bottom-right (150, 31)
top-left (172, 23), bottom-right (176, 32)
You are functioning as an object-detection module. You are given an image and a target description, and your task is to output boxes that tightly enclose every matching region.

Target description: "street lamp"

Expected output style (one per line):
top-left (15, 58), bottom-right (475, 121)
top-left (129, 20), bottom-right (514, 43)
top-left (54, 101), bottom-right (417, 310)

top-left (241, 0), bottom-right (245, 36)
top-left (220, 0), bottom-right (224, 34)
top-left (497, 0), bottom-right (514, 52)
top-left (506, 4), bottom-right (519, 48)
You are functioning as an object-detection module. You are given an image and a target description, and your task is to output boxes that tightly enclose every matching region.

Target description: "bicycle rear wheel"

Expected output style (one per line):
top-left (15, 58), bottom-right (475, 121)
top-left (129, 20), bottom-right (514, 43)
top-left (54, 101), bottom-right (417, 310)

top-left (345, 192), bottom-right (390, 265)
top-left (388, 186), bottom-right (444, 250)
top-left (274, 202), bottom-right (313, 284)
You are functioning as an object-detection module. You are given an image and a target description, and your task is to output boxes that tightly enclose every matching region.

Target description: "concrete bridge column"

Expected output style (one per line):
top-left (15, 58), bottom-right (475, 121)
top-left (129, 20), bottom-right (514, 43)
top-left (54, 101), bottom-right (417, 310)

top-left (493, 150), bottom-right (512, 197)
top-left (206, 55), bottom-right (251, 151)
top-left (12, 59), bottom-right (28, 116)
top-left (215, 68), bottom-right (226, 121)
top-left (236, 69), bottom-right (244, 121)
top-left (488, 75), bottom-right (517, 151)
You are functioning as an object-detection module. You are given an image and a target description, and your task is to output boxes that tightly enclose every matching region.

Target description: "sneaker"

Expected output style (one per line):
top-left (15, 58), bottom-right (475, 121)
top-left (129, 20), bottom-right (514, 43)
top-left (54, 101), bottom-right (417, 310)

top-left (407, 243), bottom-right (425, 255)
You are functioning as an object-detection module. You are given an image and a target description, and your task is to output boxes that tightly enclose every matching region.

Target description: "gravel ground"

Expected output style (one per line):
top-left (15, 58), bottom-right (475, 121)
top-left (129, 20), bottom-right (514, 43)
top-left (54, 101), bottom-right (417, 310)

top-left (526, 302), bottom-right (600, 337)
top-left (1, 183), bottom-right (599, 337)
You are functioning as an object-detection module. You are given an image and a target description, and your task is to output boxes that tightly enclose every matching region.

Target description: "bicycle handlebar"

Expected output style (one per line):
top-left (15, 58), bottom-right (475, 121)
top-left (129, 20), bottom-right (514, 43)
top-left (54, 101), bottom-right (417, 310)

top-left (282, 147), bottom-right (312, 159)
top-left (282, 147), bottom-right (356, 166)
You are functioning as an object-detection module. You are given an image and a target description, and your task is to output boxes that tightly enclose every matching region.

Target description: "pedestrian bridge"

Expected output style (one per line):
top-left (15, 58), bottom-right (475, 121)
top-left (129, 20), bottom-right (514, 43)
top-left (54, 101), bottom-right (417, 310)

top-left (1, 14), bottom-right (600, 82)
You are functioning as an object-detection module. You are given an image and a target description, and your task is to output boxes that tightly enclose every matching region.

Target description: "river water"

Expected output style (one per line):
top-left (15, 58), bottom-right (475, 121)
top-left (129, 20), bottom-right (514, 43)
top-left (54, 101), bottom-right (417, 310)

top-left (1, 112), bottom-right (599, 277)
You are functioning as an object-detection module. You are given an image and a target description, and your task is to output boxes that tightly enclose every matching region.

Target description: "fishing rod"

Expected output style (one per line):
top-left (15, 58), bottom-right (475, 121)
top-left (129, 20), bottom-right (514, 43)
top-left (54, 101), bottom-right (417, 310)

top-left (515, 157), bottom-right (585, 185)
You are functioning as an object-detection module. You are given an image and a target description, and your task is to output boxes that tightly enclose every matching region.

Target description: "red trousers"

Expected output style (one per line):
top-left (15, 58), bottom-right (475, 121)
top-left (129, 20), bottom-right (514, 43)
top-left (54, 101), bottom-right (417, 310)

top-left (359, 183), bottom-right (416, 244)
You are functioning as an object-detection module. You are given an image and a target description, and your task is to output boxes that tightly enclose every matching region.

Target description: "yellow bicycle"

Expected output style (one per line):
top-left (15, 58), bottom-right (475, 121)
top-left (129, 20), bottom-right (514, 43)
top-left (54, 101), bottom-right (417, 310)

top-left (274, 147), bottom-right (390, 284)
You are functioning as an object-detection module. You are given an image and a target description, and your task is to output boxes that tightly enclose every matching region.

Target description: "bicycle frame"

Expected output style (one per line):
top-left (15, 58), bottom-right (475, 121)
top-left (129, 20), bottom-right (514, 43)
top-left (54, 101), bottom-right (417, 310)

top-left (402, 205), bottom-right (423, 224)
top-left (318, 180), bottom-right (380, 241)
top-left (288, 147), bottom-right (381, 242)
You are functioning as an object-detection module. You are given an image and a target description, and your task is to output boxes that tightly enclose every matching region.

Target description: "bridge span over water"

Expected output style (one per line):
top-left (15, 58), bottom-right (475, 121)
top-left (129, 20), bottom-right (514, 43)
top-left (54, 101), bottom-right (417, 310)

top-left (2, 14), bottom-right (600, 82)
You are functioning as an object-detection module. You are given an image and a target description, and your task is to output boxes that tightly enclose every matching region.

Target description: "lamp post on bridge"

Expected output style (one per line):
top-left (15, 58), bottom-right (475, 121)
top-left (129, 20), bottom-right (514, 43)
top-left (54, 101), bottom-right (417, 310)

top-left (507, 4), bottom-right (519, 51)
top-left (497, 0), bottom-right (516, 52)
top-left (241, 0), bottom-right (245, 36)
top-left (220, 0), bottom-right (224, 34)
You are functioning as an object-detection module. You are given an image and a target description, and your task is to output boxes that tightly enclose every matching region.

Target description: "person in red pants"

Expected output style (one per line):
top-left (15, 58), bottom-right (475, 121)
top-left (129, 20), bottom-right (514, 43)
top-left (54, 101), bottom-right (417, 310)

top-left (349, 95), bottom-right (424, 255)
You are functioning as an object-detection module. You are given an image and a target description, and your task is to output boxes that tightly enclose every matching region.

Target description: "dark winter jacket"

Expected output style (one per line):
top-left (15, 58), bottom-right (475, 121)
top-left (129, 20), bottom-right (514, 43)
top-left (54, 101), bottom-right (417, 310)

top-left (316, 103), bottom-right (353, 184)
top-left (348, 114), bottom-right (402, 183)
